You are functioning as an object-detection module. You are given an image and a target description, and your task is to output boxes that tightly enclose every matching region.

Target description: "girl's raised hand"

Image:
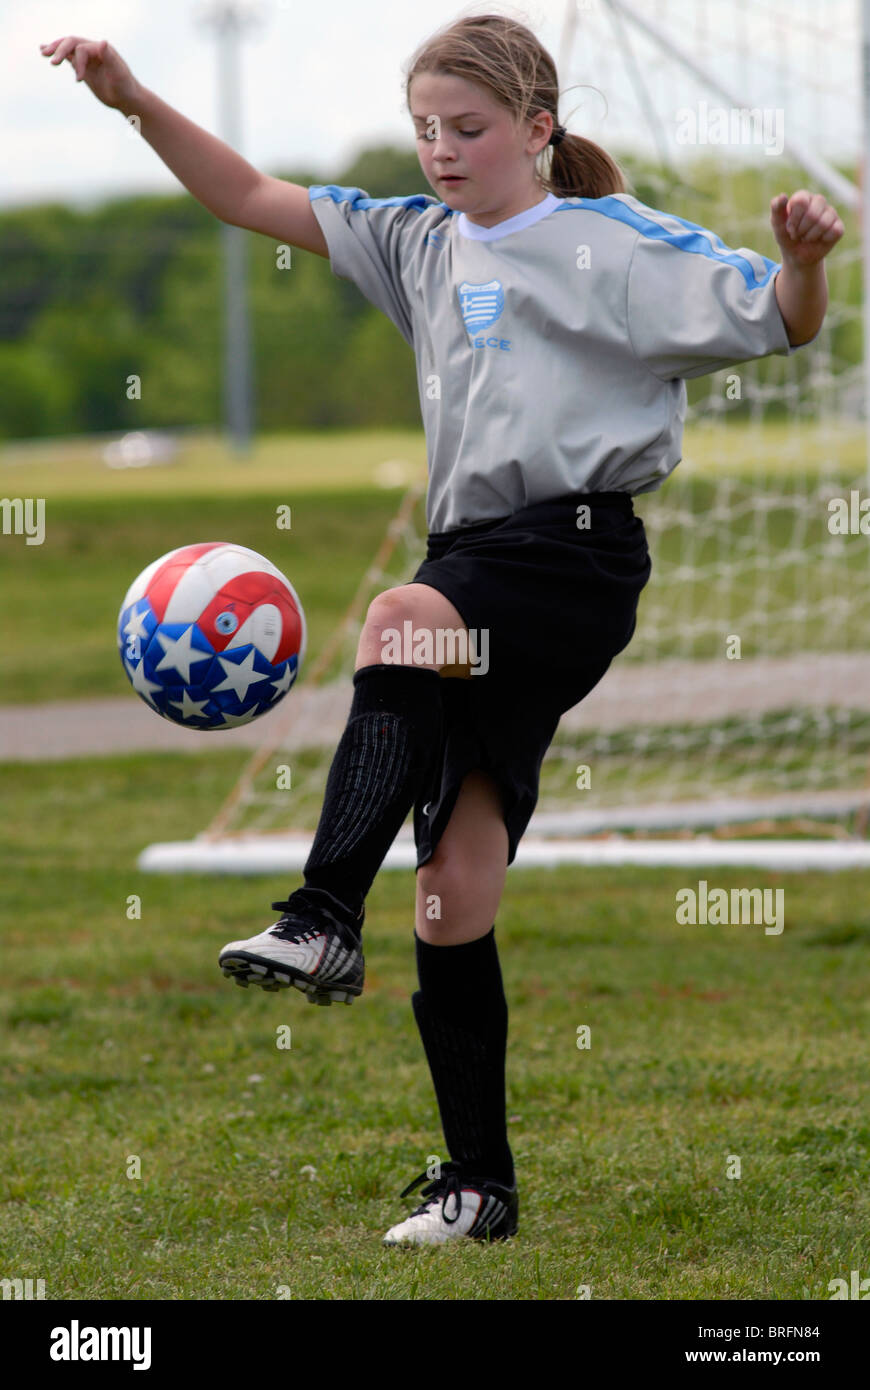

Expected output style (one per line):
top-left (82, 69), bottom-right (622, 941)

top-left (770, 190), bottom-right (844, 268)
top-left (40, 37), bottom-right (138, 110)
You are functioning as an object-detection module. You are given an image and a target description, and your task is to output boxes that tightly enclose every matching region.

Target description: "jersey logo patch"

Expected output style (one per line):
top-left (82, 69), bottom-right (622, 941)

top-left (458, 279), bottom-right (504, 332)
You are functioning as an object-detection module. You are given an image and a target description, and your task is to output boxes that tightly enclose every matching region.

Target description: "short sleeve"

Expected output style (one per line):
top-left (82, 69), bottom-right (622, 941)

top-left (308, 184), bottom-right (436, 348)
top-left (626, 214), bottom-right (820, 381)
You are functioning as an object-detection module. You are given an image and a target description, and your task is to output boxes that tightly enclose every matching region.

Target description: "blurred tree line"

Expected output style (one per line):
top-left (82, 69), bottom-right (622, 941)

top-left (0, 144), bottom-right (860, 440)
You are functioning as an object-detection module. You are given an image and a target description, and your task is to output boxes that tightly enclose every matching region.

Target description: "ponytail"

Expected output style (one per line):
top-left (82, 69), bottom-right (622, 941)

top-left (544, 132), bottom-right (627, 199)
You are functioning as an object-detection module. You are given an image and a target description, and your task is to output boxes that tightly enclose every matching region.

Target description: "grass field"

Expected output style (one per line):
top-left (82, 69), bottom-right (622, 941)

top-left (2, 424), bottom-right (868, 1300)
top-left (0, 752), bottom-right (868, 1300)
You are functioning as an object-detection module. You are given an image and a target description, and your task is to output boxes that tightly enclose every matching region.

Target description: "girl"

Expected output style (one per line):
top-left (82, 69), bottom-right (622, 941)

top-left (42, 12), bottom-right (842, 1249)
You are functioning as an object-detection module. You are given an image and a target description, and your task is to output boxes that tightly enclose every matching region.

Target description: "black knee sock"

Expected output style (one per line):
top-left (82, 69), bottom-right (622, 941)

top-left (303, 664), bottom-right (442, 917)
top-left (412, 927), bottom-right (514, 1187)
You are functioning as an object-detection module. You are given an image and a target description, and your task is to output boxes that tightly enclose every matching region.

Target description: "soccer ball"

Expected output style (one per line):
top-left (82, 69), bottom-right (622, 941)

top-left (117, 541), bottom-right (306, 730)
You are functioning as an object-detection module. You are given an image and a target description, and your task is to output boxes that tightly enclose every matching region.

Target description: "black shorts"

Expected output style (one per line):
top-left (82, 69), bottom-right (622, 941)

top-left (409, 490), bottom-right (651, 868)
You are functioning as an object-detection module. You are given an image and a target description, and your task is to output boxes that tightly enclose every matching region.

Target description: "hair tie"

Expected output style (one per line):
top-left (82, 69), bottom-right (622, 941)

top-left (549, 124), bottom-right (567, 146)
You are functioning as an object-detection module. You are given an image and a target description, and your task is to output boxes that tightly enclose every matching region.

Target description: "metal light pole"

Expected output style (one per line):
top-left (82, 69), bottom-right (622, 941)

top-left (199, 1), bottom-right (260, 456)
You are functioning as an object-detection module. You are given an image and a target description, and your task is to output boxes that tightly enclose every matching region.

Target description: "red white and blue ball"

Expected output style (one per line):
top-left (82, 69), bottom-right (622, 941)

top-left (117, 542), bottom-right (305, 730)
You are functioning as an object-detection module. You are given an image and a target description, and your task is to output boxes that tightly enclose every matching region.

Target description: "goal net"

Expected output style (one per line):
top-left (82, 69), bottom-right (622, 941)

top-left (140, 0), bottom-right (870, 874)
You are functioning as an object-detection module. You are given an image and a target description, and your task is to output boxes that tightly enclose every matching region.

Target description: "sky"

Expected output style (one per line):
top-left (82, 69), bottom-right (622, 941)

top-left (2, 0), bottom-right (861, 211)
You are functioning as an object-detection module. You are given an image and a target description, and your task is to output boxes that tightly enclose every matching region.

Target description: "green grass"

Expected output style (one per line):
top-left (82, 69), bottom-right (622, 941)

top-left (538, 709), bottom-right (870, 814)
top-left (0, 427), bottom-right (428, 501)
top-left (676, 416), bottom-right (865, 478)
top-left (0, 753), bottom-right (868, 1299)
top-left (0, 488), bottom-right (407, 704)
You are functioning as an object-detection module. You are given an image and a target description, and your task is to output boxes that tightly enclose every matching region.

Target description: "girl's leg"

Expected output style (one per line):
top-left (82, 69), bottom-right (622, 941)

top-left (301, 582), bottom-right (469, 918)
top-left (219, 582), bottom-right (474, 997)
top-left (355, 583), bottom-right (474, 676)
top-left (415, 767), bottom-right (508, 944)
top-left (412, 769), bottom-right (515, 1185)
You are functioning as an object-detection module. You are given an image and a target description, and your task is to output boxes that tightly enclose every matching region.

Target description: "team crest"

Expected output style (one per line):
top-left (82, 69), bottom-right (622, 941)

top-left (458, 279), bottom-right (504, 332)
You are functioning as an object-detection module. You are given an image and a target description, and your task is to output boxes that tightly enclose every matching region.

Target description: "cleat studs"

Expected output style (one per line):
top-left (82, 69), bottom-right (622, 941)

top-left (248, 963), bottom-right (267, 976)
top-left (234, 977), bottom-right (249, 988)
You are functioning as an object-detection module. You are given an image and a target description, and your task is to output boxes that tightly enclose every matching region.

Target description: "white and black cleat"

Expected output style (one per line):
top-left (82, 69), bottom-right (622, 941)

top-left (219, 886), bottom-right (365, 1005)
top-left (383, 1161), bottom-right (518, 1245)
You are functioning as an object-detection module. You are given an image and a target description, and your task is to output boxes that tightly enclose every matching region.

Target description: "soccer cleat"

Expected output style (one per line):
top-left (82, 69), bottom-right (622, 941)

top-left (382, 1160), bottom-right (518, 1245)
top-left (218, 886), bottom-right (365, 1005)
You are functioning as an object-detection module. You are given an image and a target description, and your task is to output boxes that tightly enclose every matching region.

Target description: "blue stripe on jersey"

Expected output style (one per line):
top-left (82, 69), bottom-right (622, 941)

top-left (558, 195), bottom-right (779, 290)
top-left (309, 183), bottom-right (451, 214)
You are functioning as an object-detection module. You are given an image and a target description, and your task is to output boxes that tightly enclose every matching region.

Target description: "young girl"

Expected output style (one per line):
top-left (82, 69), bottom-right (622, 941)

top-left (43, 12), bottom-right (841, 1249)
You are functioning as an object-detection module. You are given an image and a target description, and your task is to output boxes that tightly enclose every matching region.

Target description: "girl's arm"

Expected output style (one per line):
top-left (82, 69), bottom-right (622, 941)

top-left (771, 190), bottom-right (843, 346)
top-left (40, 35), bottom-right (327, 257)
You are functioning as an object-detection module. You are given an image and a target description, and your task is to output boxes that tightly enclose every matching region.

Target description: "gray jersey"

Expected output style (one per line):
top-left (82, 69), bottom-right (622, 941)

top-left (309, 183), bottom-right (814, 533)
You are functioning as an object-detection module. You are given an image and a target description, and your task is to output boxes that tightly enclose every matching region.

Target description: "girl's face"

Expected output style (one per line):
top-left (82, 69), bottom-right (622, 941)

top-left (409, 71), bottom-right (552, 225)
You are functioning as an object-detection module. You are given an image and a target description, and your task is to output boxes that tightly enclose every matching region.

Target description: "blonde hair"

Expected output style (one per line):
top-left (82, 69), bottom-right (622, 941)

top-left (404, 11), bottom-right (626, 199)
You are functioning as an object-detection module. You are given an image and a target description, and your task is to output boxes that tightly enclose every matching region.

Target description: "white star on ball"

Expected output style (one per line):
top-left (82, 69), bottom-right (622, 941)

top-left (123, 603), bottom-right (150, 640)
top-left (155, 625), bottom-right (212, 684)
top-left (269, 663), bottom-right (295, 699)
top-left (219, 707), bottom-right (258, 727)
top-left (212, 648), bottom-right (271, 703)
top-left (125, 656), bottom-right (162, 707)
top-left (169, 689), bottom-right (211, 721)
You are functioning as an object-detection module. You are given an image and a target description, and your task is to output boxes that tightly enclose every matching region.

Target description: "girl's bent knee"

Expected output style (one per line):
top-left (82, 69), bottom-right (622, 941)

top-left (417, 851), bottom-right (482, 909)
